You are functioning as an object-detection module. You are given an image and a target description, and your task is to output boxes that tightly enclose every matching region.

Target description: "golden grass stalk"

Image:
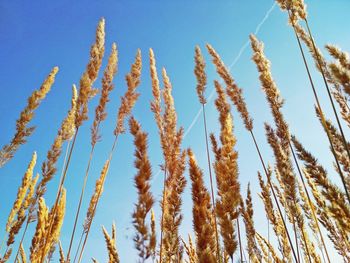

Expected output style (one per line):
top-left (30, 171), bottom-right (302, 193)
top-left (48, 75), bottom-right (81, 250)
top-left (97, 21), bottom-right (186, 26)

top-left (0, 67), bottom-right (58, 168)
top-left (206, 39), bottom-right (297, 261)
top-left (102, 225), bottom-right (120, 263)
top-left (303, 170), bottom-right (350, 260)
top-left (48, 20), bottom-right (107, 259)
top-left (286, 14), bottom-right (350, 201)
top-left (34, 87), bottom-right (77, 263)
top-left (30, 190), bottom-right (66, 263)
top-left (67, 42), bottom-right (118, 261)
top-left (194, 46), bottom-right (221, 261)
top-left (292, 136), bottom-right (350, 234)
top-left (181, 235), bottom-right (197, 263)
top-left (6, 152), bottom-right (37, 232)
top-left (211, 80), bottom-right (240, 260)
top-left (6, 173), bottom-right (38, 251)
top-left (77, 160), bottom-right (109, 263)
top-left (91, 42), bottom-right (118, 146)
top-left (194, 46), bottom-right (207, 105)
top-left (114, 49), bottom-right (141, 135)
top-left (19, 244), bottom-right (26, 263)
top-left (206, 44), bottom-right (253, 131)
top-left (294, 23), bottom-right (350, 129)
top-left (12, 87), bottom-right (77, 263)
top-left (240, 184), bottom-right (262, 263)
top-left (326, 45), bottom-right (350, 71)
top-left (0, 248), bottom-right (12, 262)
top-left (258, 171), bottom-right (292, 262)
top-left (75, 49), bottom-right (141, 263)
top-left (58, 241), bottom-right (65, 263)
top-left (149, 210), bottom-right (156, 261)
top-left (159, 68), bottom-right (187, 262)
top-left (129, 117), bottom-right (155, 261)
top-left (187, 149), bottom-right (217, 263)
top-left (275, 0), bottom-right (307, 25)
top-left (75, 18), bottom-right (105, 128)
top-left (149, 49), bottom-right (186, 262)
top-left (256, 232), bottom-right (283, 263)
top-left (34, 86), bottom-right (77, 203)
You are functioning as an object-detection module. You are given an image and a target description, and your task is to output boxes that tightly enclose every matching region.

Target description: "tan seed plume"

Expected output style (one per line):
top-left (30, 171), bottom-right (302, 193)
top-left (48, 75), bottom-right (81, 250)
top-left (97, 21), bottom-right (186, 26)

top-left (75, 18), bottom-right (105, 128)
top-left (114, 49), bottom-right (142, 135)
top-left (0, 67), bottom-right (58, 168)
top-left (206, 44), bottom-right (253, 131)
top-left (91, 43), bottom-right (118, 145)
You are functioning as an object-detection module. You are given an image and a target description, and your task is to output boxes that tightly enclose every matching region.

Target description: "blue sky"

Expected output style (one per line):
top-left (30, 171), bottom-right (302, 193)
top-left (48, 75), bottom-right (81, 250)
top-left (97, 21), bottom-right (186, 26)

top-left (1, 0), bottom-right (350, 262)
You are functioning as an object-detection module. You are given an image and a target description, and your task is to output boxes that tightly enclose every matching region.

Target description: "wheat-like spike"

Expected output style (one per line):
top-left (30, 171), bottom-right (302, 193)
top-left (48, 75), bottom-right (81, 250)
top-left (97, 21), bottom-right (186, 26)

top-left (304, 170), bottom-right (350, 259)
top-left (0, 248), bottom-right (12, 262)
top-left (91, 43), bottom-right (118, 145)
top-left (211, 80), bottom-right (240, 260)
top-left (129, 117), bottom-right (155, 261)
top-left (83, 160), bottom-right (109, 232)
top-left (318, 117), bottom-right (350, 194)
top-left (256, 233), bottom-right (283, 263)
top-left (114, 49), bottom-right (141, 135)
top-left (194, 46), bottom-right (207, 104)
top-left (44, 189), bottom-right (66, 259)
top-left (75, 18), bottom-right (105, 127)
top-left (181, 236), bottom-right (197, 263)
top-left (6, 152), bottom-right (36, 232)
top-left (102, 225), bottom-right (120, 263)
top-left (328, 63), bottom-right (350, 96)
top-left (149, 49), bottom-right (164, 136)
top-left (294, 23), bottom-right (350, 129)
top-left (250, 35), bottom-right (289, 148)
top-left (149, 209), bottom-right (157, 260)
top-left (157, 68), bottom-right (187, 262)
top-left (292, 136), bottom-right (350, 233)
top-left (58, 241), bottom-right (65, 263)
top-left (206, 44), bottom-right (253, 131)
top-left (240, 184), bottom-right (262, 263)
top-left (275, 0), bottom-right (307, 25)
top-left (326, 45), bottom-right (350, 71)
top-left (33, 86), bottom-right (77, 207)
top-left (257, 171), bottom-right (292, 262)
top-left (6, 173), bottom-right (39, 249)
top-left (30, 197), bottom-right (49, 262)
top-left (19, 244), bottom-right (26, 263)
top-left (0, 67), bottom-right (58, 168)
top-left (187, 149), bottom-right (217, 263)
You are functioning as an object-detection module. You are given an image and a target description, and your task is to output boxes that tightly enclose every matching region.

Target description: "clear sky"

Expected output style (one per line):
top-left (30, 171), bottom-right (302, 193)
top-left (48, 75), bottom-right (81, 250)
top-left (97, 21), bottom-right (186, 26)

top-left (1, 0), bottom-right (350, 262)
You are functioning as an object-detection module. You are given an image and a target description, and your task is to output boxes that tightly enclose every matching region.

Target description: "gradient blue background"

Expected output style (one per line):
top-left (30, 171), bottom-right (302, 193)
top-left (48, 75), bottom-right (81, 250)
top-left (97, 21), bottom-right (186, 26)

top-left (1, 0), bottom-right (350, 262)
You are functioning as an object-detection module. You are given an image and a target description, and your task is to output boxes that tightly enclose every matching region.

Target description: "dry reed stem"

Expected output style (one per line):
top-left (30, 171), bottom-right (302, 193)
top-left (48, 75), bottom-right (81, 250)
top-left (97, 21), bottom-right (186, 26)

top-left (0, 67), bottom-right (58, 168)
